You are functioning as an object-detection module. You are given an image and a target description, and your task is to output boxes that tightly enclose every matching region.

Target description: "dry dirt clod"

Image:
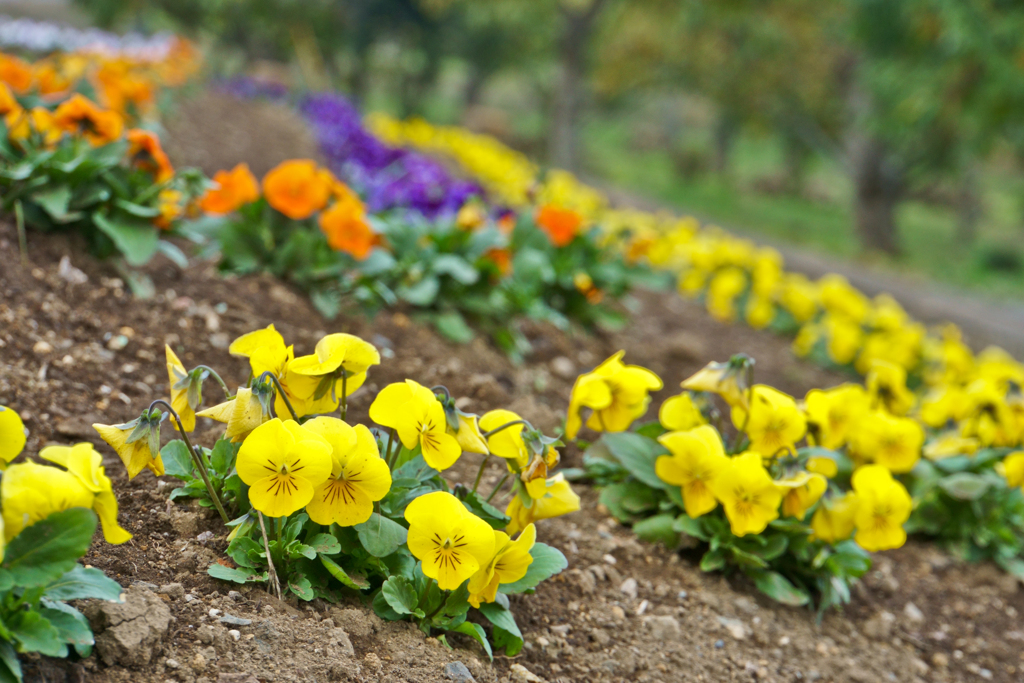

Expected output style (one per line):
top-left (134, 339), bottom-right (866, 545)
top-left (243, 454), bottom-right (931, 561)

top-left (508, 664), bottom-right (547, 683)
top-left (643, 615), bottom-right (681, 640)
top-left (862, 611), bottom-right (897, 641)
top-left (717, 616), bottom-right (750, 640)
top-left (85, 586), bottom-right (172, 668)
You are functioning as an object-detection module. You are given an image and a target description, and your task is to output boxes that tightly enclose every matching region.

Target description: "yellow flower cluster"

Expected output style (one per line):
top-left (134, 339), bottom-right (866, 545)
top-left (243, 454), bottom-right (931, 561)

top-left (567, 355), bottom-right (914, 552)
top-left (375, 112), bottom-right (1024, 497)
top-left (0, 405), bottom-right (132, 555)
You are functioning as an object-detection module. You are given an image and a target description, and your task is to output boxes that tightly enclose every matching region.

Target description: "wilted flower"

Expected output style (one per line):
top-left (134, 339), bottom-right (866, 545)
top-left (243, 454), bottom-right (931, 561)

top-left (197, 387), bottom-right (269, 442)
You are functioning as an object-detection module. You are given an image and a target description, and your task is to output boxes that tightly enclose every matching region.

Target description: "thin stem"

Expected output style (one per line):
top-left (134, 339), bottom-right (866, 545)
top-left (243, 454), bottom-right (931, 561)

top-left (255, 371), bottom-right (299, 421)
top-left (486, 472), bottom-right (510, 503)
top-left (430, 385), bottom-right (451, 400)
top-left (340, 372), bottom-right (348, 422)
top-left (15, 200), bottom-right (27, 266)
top-left (194, 365), bottom-right (232, 399)
top-left (385, 428), bottom-right (399, 470)
top-left (257, 512), bottom-right (282, 600)
top-left (471, 454), bottom-right (492, 494)
top-left (482, 419), bottom-right (530, 439)
top-left (415, 577), bottom-right (437, 612)
top-left (150, 400), bottom-right (229, 523)
top-left (423, 589), bottom-right (448, 622)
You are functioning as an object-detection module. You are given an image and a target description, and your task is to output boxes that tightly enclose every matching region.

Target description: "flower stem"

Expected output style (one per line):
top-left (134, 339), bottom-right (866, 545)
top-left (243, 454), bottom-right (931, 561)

top-left (385, 428), bottom-right (399, 469)
top-left (257, 511), bottom-right (282, 600)
top-left (14, 200), bottom-right (27, 266)
top-left (471, 454), bottom-right (492, 494)
top-left (485, 472), bottom-right (510, 503)
top-left (194, 365), bottom-right (233, 399)
top-left (150, 400), bottom-right (230, 523)
top-left (255, 371), bottom-right (299, 421)
top-left (340, 372), bottom-right (348, 422)
top-left (482, 419), bottom-right (530, 439)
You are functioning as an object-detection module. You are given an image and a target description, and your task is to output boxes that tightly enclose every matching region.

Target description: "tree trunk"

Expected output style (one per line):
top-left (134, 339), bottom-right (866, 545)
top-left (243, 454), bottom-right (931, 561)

top-left (549, 0), bottom-right (608, 172)
top-left (712, 114), bottom-right (736, 179)
top-left (955, 163), bottom-right (981, 246)
top-left (851, 136), bottom-right (902, 255)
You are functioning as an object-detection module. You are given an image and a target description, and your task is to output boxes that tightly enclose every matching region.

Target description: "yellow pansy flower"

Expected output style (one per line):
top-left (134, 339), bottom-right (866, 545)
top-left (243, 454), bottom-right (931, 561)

top-left (369, 380), bottom-right (462, 470)
top-left (655, 425), bottom-right (729, 518)
top-left (468, 524), bottom-right (536, 608)
top-left (289, 332), bottom-right (380, 398)
top-left (658, 393), bottom-right (705, 432)
top-left (810, 491), bottom-right (859, 543)
top-left (235, 418), bottom-right (333, 517)
top-left (405, 491), bottom-right (495, 590)
top-left (479, 409), bottom-right (528, 468)
top-left (196, 387), bottom-right (269, 443)
top-left (806, 456), bottom-right (838, 478)
top-left (166, 345), bottom-right (195, 432)
top-left (998, 451), bottom-right (1024, 489)
top-left (681, 359), bottom-right (749, 409)
top-left (865, 361), bottom-right (915, 416)
top-left (745, 295), bottom-right (775, 330)
top-left (303, 418), bottom-right (391, 526)
top-left (919, 385), bottom-right (970, 429)
top-left (37, 442), bottom-right (132, 544)
top-left (960, 379), bottom-right (1016, 447)
top-left (565, 352), bottom-right (663, 439)
top-left (93, 421), bottom-right (166, 479)
top-left (708, 452), bottom-right (783, 537)
top-left (823, 314), bottom-right (863, 366)
top-left (818, 274), bottom-right (869, 323)
top-left (0, 405), bottom-right (26, 467)
top-left (850, 465), bottom-right (911, 552)
top-left (803, 384), bottom-right (869, 449)
top-left (731, 385), bottom-right (807, 460)
top-left (777, 471), bottom-right (828, 519)
top-left (506, 473), bottom-right (581, 535)
top-left (229, 324), bottom-right (286, 358)
top-left (706, 267), bottom-right (747, 322)
top-left (848, 410), bottom-right (923, 473)
top-left (923, 434), bottom-right (979, 461)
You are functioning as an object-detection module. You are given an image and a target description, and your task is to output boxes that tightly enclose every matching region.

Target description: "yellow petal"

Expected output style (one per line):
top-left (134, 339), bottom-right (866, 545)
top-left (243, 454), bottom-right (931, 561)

top-left (235, 418), bottom-right (296, 485)
top-left (229, 325), bottom-right (285, 358)
top-left (0, 406), bottom-right (27, 466)
top-left (93, 490), bottom-right (133, 544)
top-left (248, 474), bottom-right (315, 518)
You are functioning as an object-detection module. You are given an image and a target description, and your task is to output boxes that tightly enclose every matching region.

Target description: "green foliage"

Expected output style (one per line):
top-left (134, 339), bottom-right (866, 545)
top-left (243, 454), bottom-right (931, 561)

top-left (907, 451), bottom-right (1024, 574)
top-left (582, 432), bottom-right (871, 613)
top-left (0, 509), bottom-right (124, 682)
top-left (0, 120), bottom-right (207, 292)
top-left (163, 438), bottom-right (248, 514)
top-left (202, 199), bottom-right (651, 360)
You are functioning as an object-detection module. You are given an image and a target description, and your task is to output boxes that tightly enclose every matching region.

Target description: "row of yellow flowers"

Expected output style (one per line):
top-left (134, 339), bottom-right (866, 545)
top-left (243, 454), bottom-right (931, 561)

top-left (368, 112), bottom-right (1024, 472)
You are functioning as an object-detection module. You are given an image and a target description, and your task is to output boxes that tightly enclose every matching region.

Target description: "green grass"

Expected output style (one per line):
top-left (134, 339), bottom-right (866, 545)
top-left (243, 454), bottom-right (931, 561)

top-left (583, 114), bottom-right (1024, 302)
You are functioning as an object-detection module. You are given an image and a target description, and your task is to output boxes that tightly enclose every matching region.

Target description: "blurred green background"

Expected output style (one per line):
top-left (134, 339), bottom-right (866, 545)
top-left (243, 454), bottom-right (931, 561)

top-left (67, 0), bottom-right (1024, 299)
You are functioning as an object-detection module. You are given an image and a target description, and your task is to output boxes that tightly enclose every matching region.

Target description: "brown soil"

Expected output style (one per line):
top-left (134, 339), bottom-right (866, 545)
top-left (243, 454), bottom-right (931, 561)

top-left (2, 93), bottom-right (1023, 683)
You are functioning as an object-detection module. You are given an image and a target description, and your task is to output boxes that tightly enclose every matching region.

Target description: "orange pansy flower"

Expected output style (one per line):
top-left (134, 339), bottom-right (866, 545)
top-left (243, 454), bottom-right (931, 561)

top-left (33, 62), bottom-right (72, 97)
top-left (0, 54), bottom-right (32, 93)
top-left (319, 188), bottom-right (375, 261)
top-left (126, 129), bottom-right (174, 182)
top-left (262, 159), bottom-right (331, 220)
top-left (485, 247), bottom-right (513, 277)
top-left (536, 205), bottom-right (582, 248)
top-left (0, 82), bottom-right (20, 117)
top-left (53, 94), bottom-right (124, 146)
top-left (199, 163), bottom-right (261, 215)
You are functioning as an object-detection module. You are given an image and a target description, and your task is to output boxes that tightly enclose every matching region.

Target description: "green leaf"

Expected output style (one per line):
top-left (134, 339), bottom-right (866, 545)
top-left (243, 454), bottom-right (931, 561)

top-left (372, 589), bottom-right (404, 621)
top-left (157, 241), bottom-right (189, 269)
top-left (208, 563), bottom-right (261, 584)
top-left (632, 514), bottom-right (680, 548)
top-left (161, 440), bottom-right (194, 479)
top-left (4, 509), bottom-right (96, 588)
top-left (0, 640), bottom-right (21, 683)
top-left (600, 433), bottom-right (669, 490)
top-left (398, 276), bottom-right (440, 306)
top-left (432, 254), bottom-right (479, 284)
top-left (478, 601), bottom-right (521, 638)
top-left (700, 548), bottom-right (726, 572)
top-left (500, 543), bottom-right (567, 594)
top-left (308, 533), bottom-right (342, 556)
top-left (433, 311), bottom-right (475, 344)
top-left (748, 570), bottom-right (810, 606)
top-left (44, 565), bottom-right (123, 602)
top-left (754, 535), bottom-right (789, 561)
top-left (319, 555), bottom-right (370, 590)
top-left (113, 198), bottom-right (161, 218)
top-left (39, 601), bottom-right (94, 647)
top-left (9, 610), bottom-right (65, 657)
top-left (457, 490), bottom-right (511, 530)
top-left (673, 513), bottom-right (710, 540)
top-left (209, 438), bottom-right (235, 475)
top-left (938, 472), bottom-right (992, 500)
top-left (93, 211), bottom-right (159, 267)
top-left (355, 513), bottom-right (408, 558)
top-left (32, 186), bottom-right (75, 221)
top-left (288, 574), bottom-right (315, 601)
top-left (493, 624), bottom-right (524, 656)
top-left (454, 621), bottom-right (492, 661)
top-left (381, 576), bottom-right (419, 616)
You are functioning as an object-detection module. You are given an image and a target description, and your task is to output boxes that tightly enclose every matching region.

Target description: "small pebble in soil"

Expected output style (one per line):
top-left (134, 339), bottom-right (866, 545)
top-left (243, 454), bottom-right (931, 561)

top-left (219, 615), bottom-right (252, 626)
top-left (677, 590), bottom-right (688, 600)
top-left (228, 591), bottom-right (244, 602)
top-left (443, 661), bottom-right (476, 683)
top-left (165, 659), bottom-right (179, 669)
top-left (714, 640), bottom-right (725, 649)
top-left (620, 578), bottom-right (638, 599)
top-left (602, 553), bottom-right (617, 564)
top-left (228, 630), bottom-right (241, 641)
top-left (208, 608), bottom-right (222, 618)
